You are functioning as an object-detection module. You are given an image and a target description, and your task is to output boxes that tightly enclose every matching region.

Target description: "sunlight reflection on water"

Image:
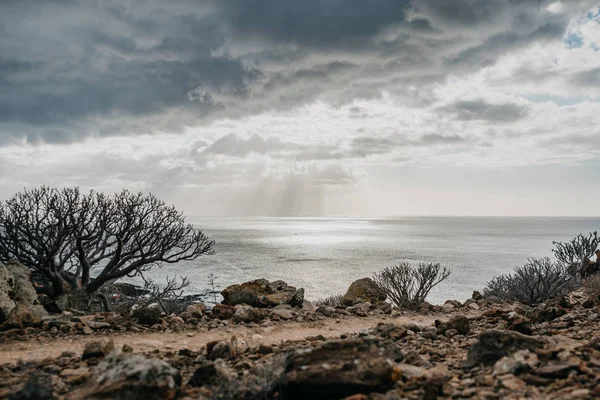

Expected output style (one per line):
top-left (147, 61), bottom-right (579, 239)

top-left (125, 217), bottom-right (600, 304)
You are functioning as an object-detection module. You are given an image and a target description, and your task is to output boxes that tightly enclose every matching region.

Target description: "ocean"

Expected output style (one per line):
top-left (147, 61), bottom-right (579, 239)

top-left (142, 217), bottom-right (600, 304)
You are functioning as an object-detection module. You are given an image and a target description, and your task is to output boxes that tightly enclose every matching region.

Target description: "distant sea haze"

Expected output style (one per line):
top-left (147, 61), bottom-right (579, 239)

top-left (134, 217), bottom-right (600, 304)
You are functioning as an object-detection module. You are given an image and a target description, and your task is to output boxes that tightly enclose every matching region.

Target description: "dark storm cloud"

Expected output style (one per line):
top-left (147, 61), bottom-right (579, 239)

top-left (438, 100), bottom-right (529, 122)
top-left (0, 0), bottom-right (591, 146)
top-left (215, 0), bottom-right (410, 47)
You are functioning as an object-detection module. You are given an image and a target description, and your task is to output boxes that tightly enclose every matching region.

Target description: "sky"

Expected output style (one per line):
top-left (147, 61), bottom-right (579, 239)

top-left (1, 0), bottom-right (599, 217)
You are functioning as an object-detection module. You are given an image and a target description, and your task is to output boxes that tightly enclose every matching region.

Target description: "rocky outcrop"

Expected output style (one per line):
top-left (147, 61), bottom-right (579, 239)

top-left (342, 278), bottom-right (386, 306)
top-left (221, 279), bottom-right (305, 308)
top-left (0, 261), bottom-right (44, 323)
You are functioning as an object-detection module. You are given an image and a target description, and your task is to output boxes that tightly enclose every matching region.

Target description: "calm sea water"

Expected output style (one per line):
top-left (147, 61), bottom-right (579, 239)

top-left (141, 217), bottom-right (600, 304)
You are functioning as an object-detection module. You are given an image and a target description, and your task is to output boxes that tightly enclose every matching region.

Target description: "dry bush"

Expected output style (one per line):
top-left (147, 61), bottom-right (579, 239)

top-left (373, 262), bottom-right (451, 309)
top-left (584, 275), bottom-right (600, 301)
top-left (484, 257), bottom-right (576, 306)
top-left (314, 294), bottom-right (343, 308)
top-left (552, 231), bottom-right (599, 278)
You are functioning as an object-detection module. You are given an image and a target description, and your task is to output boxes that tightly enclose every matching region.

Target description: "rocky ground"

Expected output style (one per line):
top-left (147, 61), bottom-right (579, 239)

top-left (2, 270), bottom-right (600, 399)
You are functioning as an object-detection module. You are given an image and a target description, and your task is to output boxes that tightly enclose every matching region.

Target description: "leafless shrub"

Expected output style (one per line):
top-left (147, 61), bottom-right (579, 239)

top-left (373, 262), bottom-right (451, 309)
top-left (314, 294), bottom-right (344, 308)
top-left (111, 273), bottom-right (190, 315)
top-left (584, 275), bottom-right (600, 301)
top-left (552, 232), bottom-right (599, 278)
top-left (484, 257), bottom-right (576, 306)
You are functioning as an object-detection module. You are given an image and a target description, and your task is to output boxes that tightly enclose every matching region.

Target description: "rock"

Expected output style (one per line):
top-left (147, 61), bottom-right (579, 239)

top-left (211, 304), bottom-right (236, 320)
top-left (132, 307), bottom-right (162, 326)
top-left (472, 291), bottom-right (484, 301)
top-left (527, 304), bottom-right (566, 323)
top-left (3, 304), bottom-right (42, 328)
top-left (185, 303), bottom-right (206, 318)
top-left (0, 261), bottom-right (38, 322)
top-left (271, 308), bottom-right (294, 320)
top-left (258, 344), bottom-right (274, 354)
top-left (464, 330), bottom-right (545, 368)
top-left (280, 337), bottom-right (404, 399)
top-left (347, 302), bottom-right (372, 316)
top-left (492, 350), bottom-right (538, 376)
top-left (221, 279), bottom-right (305, 308)
top-left (233, 305), bottom-right (269, 323)
top-left (208, 341), bottom-right (233, 360)
top-left (342, 278), bottom-right (386, 306)
top-left (86, 321), bottom-right (111, 330)
top-left (376, 302), bottom-right (392, 314)
top-left (60, 367), bottom-right (91, 385)
top-left (535, 361), bottom-right (580, 379)
top-left (435, 315), bottom-right (470, 335)
top-left (122, 344), bottom-right (133, 353)
top-left (418, 301), bottom-right (432, 314)
top-left (467, 302), bottom-right (480, 311)
top-left (188, 360), bottom-right (236, 388)
top-left (500, 375), bottom-right (527, 391)
top-left (507, 313), bottom-right (533, 335)
top-left (301, 300), bottom-right (314, 311)
top-left (82, 338), bottom-right (115, 360)
top-left (441, 303), bottom-right (455, 313)
top-left (72, 354), bottom-right (181, 400)
top-left (316, 306), bottom-right (336, 317)
top-left (445, 329), bottom-right (459, 338)
top-left (395, 363), bottom-right (428, 379)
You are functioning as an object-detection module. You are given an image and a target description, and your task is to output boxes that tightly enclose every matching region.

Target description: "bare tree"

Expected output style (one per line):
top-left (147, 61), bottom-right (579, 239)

top-left (484, 257), bottom-right (576, 306)
top-left (0, 187), bottom-right (75, 296)
top-left (0, 186), bottom-right (215, 298)
top-left (81, 190), bottom-right (215, 294)
top-left (373, 262), bottom-right (451, 309)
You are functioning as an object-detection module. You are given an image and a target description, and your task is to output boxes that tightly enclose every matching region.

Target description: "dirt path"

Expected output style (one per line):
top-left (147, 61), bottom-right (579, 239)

top-left (0, 314), bottom-right (438, 364)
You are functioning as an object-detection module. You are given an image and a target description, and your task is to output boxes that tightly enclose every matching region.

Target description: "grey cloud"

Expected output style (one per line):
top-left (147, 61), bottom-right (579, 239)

top-left (216, 0), bottom-right (411, 47)
top-left (570, 67), bottom-right (600, 87)
top-left (0, 0), bottom-right (590, 146)
top-left (349, 136), bottom-right (397, 157)
top-left (438, 100), bottom-right (529, 122)
top-left (419, 134), bottom-right (466, 145)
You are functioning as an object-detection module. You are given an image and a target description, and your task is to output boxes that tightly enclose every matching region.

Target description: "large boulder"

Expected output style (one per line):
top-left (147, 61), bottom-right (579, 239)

top-left (342, 278), bottom-right (386, 306)
top-left (70, 354), bottom-right (181, 400)
top-left (0, 261), bottom-right (40, 323)
top-left (221, 279), bottom-right (304, 308)
top-left (280, 337), bottom-right (404, 399)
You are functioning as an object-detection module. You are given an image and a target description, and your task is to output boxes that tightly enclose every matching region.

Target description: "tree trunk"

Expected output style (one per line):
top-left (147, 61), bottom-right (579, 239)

top-left (85, 275), bottom-right (107, 295)
top-left (81, 267), bottom-right (90, 286)
top-left (49, 273), bottom-right (65, 298)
